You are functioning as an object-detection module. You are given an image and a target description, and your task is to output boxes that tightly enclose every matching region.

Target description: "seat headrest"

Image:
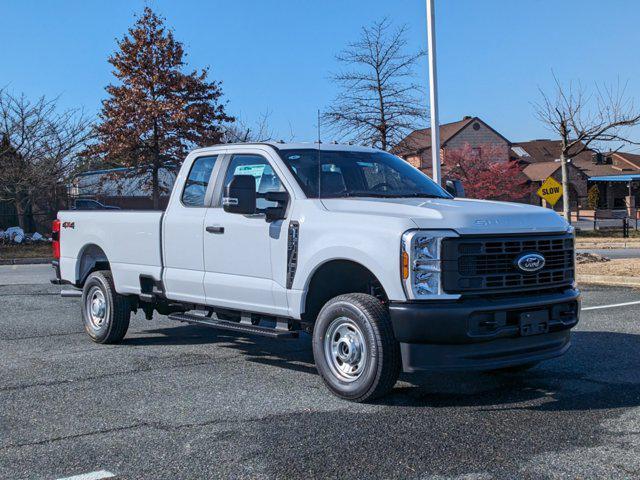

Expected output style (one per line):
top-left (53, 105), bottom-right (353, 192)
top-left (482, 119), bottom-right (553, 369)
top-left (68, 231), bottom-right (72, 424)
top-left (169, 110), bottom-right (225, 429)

top-left (321, 171), bottom-right (346, 195)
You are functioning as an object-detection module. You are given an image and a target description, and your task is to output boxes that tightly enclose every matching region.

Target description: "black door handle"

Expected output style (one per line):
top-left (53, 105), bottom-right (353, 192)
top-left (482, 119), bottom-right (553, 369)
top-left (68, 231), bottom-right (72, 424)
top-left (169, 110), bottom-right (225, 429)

top-left (206, 226), bottom-right (225, 234)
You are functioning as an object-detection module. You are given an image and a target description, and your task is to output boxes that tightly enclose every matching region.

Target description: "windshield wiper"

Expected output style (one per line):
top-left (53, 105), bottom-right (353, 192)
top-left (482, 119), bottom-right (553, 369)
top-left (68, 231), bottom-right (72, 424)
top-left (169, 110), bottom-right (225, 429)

top-left (325, 191), bottom-right (399, 198)
top-left (324, 191), bottom-right (446, 199)
top-left (391, 193), bottom-right (445, 198)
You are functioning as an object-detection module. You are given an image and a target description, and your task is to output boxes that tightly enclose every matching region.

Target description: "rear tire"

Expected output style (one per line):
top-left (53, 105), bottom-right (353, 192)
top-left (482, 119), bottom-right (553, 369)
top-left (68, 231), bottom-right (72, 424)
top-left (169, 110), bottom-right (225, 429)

top-left (81, 271), bottom-right (130, 344)
top-left (312, 293), bottom-right (401, 402)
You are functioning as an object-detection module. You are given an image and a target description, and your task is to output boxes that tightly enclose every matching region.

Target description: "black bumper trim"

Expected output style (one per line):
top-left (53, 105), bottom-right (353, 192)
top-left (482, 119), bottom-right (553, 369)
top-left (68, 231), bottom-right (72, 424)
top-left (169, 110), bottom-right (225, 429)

top-left (389, 288), bottom-right (580, 372)
top-left (389, 288), bottom-right (580, 344)
top-left (400, 330), bottom-right (571, 373)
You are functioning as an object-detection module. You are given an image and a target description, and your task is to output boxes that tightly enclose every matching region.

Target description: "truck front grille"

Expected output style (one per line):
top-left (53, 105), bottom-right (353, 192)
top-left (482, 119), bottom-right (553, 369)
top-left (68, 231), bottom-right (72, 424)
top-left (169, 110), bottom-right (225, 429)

top-left (441, 233), bottom-right (574, 295)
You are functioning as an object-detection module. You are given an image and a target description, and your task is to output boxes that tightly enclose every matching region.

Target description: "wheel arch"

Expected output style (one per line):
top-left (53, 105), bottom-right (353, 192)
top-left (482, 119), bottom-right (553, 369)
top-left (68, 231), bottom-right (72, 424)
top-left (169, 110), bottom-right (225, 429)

top-left (76, 243), bottom-right (110, 287)
top-left (301, 258), bottom-right (388, 323)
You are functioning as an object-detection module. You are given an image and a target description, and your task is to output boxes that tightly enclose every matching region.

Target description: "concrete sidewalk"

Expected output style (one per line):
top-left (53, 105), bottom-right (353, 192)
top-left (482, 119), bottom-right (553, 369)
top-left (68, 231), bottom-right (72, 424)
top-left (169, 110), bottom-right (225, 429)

top-left (578, 274), bottom-right (640, 288)
top-left (0, 257), bottom-right (50, 266)
top-left (0, 264), bottom-right (53, 285)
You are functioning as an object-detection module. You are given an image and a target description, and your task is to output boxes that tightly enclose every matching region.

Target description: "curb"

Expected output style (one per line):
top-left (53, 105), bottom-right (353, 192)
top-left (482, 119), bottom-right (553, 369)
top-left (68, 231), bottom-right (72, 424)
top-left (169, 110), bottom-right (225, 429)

top-left (0, 258), bottom-right (50, 266)
top-left (578, 274), bottom-right (640, 288)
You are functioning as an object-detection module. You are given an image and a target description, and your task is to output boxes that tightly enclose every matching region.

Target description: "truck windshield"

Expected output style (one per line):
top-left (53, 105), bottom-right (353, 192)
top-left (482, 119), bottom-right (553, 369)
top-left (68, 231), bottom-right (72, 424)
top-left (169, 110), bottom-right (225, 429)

top-left (278, 149), bottom-right (451, 199)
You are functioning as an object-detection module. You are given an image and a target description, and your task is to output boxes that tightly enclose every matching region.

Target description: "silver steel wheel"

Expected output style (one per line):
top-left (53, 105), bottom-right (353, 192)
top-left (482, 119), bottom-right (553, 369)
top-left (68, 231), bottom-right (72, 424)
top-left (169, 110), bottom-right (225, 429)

top-left (323, 317), bottom-right (368, 382)
top-left (86, 286), bottom-right (108, 330)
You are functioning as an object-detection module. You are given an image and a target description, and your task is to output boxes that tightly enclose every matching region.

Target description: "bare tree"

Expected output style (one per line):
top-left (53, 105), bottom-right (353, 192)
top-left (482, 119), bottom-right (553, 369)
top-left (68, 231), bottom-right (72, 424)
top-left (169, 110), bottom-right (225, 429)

top-left (0, 90), bottom-right (92, 230)
top-left (223, 110), bottom-right (297, 144)
top-left (323, 18), bottom-right (426, 151)
top-left (535, 75), bottom-right (640, 222)
top-left (223, 110), bottom-right (275, 143)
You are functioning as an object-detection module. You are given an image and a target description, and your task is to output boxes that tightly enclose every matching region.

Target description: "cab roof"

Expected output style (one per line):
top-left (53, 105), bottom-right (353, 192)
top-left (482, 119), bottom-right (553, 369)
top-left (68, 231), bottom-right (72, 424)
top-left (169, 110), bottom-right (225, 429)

top-left (191, 142), bottom-right (382, 155)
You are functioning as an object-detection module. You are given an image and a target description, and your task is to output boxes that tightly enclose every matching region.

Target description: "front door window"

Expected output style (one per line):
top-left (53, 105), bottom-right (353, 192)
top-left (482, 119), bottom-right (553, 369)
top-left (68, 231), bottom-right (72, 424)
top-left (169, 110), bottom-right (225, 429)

top-left (222, 154), bottom-right (286, 209)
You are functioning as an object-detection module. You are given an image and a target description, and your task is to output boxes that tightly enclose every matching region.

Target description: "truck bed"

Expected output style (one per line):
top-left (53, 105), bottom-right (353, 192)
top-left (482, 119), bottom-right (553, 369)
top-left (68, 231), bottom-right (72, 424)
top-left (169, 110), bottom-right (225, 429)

top-left (57, 210), bottom-right (163, 295)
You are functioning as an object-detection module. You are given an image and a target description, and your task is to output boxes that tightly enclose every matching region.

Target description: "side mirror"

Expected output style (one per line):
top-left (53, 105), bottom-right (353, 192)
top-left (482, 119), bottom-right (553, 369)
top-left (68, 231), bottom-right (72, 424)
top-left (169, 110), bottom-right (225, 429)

top-left (263, 191), bottom-right (289, 222)
top-left (445, 179), bottom-right (465, 198)
top-left (223, 175), bottom-right (256, 214)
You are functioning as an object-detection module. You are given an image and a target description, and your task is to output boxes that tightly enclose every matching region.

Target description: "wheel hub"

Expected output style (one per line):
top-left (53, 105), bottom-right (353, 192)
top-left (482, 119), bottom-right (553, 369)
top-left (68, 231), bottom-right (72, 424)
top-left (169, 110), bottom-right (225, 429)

top-left (324, 317), bottom-right (368, 382)
top-left (91, 297), bottom-right (106, 318)
top-left (336, 333), bottom-right (361, 364)
top-left (86, 287), bottom-right (107, 329)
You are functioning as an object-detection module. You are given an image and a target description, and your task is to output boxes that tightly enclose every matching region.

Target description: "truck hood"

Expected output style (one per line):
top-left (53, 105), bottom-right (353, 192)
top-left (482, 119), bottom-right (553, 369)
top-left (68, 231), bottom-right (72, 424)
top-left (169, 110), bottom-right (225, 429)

top-left (320, 197), bottom-right (569, 235)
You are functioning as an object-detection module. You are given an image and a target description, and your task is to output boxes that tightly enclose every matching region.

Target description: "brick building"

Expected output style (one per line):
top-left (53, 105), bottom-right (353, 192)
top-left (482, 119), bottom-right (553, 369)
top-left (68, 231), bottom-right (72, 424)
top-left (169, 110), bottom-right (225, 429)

top-left (395, 116), bottom-right (511, 175)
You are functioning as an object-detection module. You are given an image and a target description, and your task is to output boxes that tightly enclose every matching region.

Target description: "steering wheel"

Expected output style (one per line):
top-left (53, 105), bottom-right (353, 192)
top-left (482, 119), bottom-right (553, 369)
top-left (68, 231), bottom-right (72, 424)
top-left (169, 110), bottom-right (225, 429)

top-left (371, 182), bottom-right (394, 192)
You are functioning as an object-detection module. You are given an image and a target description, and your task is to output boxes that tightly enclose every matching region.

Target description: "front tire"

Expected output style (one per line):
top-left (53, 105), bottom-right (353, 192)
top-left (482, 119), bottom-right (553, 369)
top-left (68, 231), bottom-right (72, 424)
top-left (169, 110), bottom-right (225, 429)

top-left (312, 293), bottom-right (401, 402)
top-left (82, 271), bottom-right (131, 344)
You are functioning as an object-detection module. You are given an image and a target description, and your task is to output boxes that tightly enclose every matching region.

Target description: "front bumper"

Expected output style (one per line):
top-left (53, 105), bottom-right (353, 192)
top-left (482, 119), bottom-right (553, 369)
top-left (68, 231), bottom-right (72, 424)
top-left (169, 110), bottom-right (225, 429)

top-left (389, 288), bottom-right (580, 372)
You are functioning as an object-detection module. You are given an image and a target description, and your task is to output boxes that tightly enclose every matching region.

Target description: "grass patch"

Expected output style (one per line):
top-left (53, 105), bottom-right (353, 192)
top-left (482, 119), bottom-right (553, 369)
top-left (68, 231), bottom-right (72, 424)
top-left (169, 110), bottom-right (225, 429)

top-left (0, 243), bottom-right (51, 259)
top-left (577, 258), bottom-right (640, 277)
top-left (576, 229), bottom-right (640, 238)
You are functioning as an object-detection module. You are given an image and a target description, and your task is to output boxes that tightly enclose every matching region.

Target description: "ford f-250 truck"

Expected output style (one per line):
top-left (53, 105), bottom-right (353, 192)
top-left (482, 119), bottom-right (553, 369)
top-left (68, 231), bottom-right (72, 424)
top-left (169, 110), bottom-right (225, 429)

top-left (52, 143), bottom-right (580, 401)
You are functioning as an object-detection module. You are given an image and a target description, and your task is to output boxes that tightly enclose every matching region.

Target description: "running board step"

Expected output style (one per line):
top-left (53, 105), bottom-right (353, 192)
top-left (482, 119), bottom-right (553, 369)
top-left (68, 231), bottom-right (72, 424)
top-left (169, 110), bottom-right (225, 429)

top-left (60, 289), bottom-right (83, 298)
top-left (167, 312), bottom-right (299, 339)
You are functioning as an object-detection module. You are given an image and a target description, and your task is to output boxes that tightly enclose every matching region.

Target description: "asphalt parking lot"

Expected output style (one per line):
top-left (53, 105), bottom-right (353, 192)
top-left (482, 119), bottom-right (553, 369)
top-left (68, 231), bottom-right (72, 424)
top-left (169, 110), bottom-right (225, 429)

top-left (2, 265), bottom-right (640, 479)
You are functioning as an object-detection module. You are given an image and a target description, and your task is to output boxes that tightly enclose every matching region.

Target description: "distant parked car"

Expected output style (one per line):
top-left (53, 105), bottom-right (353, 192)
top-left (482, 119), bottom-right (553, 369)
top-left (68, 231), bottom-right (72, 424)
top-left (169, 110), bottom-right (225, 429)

top-left (72, 199), bottom-right (120, 211)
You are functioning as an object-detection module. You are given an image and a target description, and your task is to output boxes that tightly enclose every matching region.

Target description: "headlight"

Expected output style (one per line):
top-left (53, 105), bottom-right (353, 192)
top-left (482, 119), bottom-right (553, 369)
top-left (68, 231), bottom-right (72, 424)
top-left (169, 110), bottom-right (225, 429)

top-left (401, 230), bottom-right (458, 299)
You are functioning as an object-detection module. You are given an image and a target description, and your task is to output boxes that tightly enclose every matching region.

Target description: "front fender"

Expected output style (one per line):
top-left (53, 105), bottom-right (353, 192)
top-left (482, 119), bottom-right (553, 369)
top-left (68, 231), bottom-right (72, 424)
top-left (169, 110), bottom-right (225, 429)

top-left (294, 245), bottom-right (407, 303)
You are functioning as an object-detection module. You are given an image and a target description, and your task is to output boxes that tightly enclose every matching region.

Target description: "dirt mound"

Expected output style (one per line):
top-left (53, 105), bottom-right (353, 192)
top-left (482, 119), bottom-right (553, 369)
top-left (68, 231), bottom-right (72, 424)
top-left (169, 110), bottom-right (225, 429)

top-left (576, 252), bottom-right (610, 264)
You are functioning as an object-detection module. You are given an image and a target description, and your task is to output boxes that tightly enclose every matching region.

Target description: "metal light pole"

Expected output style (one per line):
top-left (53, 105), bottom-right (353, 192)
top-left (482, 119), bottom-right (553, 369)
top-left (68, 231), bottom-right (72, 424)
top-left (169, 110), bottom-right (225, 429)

top-left (426, 0), bottom-right (441, 185)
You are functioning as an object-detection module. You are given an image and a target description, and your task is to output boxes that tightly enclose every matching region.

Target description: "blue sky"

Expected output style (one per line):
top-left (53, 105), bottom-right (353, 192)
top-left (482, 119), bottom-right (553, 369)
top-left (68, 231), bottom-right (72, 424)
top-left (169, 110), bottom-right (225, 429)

top-left (2, 0), bottom-right (639, 145)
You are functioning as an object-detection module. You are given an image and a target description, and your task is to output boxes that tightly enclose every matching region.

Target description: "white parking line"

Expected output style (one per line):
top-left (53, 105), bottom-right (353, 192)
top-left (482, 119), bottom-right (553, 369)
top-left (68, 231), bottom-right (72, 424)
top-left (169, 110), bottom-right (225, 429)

top-left (582, 300), bottom-right (640, 311)
top-left (56, 470), bottom-right (115, 480)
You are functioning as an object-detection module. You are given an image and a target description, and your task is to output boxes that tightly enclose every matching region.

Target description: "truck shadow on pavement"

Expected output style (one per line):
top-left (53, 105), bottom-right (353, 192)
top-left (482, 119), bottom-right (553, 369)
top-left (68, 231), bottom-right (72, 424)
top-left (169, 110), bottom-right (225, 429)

top-left (248, 330), bottom-right (640, 478)
top-left (387, 330), bottom-right (640, 412)
top-left (123, 323), bottom-right (318, 375)
top-left (121, 325), bottom-right (640, 476)
top-left (126, 324), bottom-right (640, 413)
top-left (284, 329), bottom-right (639, 414)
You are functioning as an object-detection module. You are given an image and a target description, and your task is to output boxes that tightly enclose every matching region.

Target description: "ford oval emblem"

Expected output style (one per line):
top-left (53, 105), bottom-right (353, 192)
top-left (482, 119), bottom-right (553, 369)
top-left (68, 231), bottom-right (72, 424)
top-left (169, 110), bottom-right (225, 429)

top-left (516, 253), bottom-right (545, 273)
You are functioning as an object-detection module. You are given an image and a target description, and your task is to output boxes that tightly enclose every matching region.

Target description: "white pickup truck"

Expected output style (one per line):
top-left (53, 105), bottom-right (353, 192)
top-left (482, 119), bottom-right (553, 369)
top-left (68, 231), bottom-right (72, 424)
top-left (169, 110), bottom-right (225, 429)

top-left (52, 143), bottom-right (580, 401)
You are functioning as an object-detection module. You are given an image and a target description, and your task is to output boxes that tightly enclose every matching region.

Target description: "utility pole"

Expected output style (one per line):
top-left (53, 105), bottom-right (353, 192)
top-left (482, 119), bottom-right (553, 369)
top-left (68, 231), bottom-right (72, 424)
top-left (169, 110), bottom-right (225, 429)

top-left (426, 0), bottom-right (441, 185)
